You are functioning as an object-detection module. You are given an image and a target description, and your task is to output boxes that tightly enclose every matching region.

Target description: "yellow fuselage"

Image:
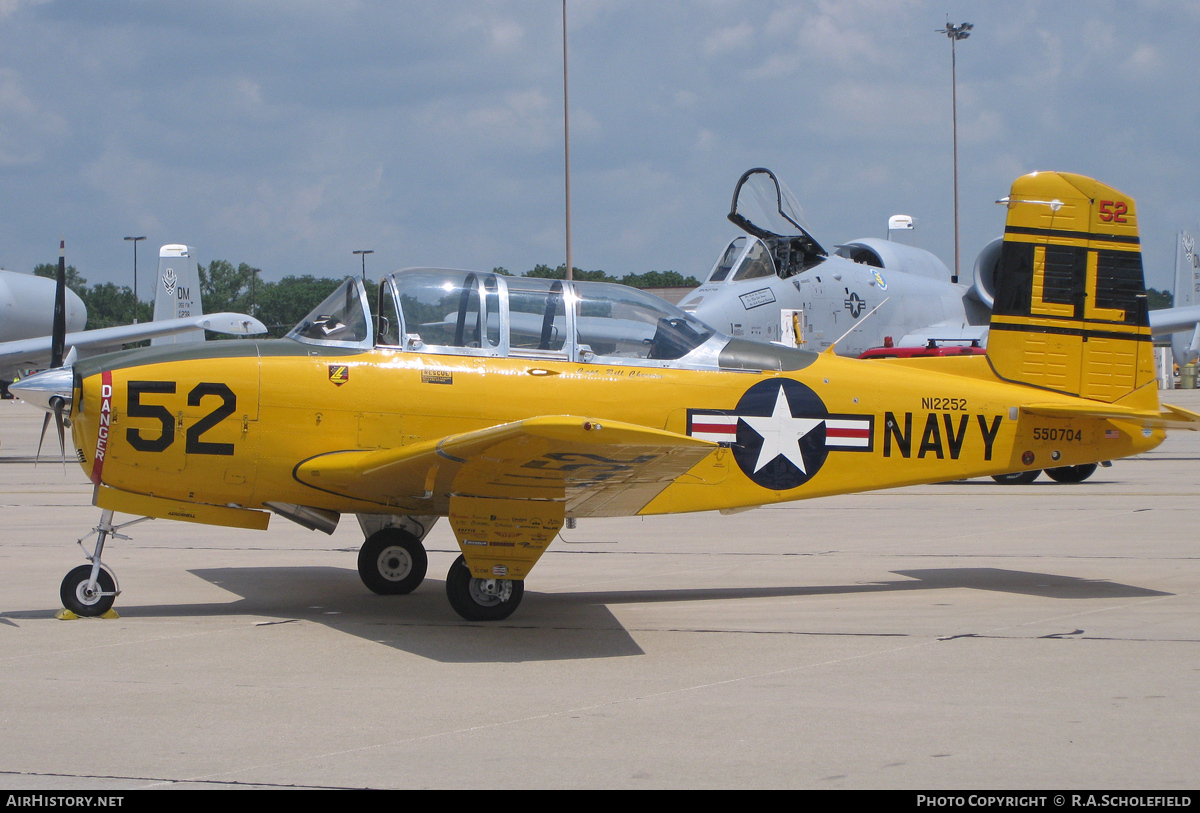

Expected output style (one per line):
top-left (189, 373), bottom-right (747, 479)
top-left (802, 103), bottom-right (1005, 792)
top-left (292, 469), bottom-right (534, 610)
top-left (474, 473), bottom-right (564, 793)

top-left (68, 340), bottom-right (1161, 521)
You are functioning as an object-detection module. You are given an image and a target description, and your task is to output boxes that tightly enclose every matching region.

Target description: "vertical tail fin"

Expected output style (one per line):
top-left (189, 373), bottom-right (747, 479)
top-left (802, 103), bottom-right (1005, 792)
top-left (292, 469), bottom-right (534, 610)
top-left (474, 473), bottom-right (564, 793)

top-left (1170, 228), bottom-right (1200, 367)
top-left (987, 171), bottom-right (1157, 408)
top-left (151, 244), bottom-right (204, 346)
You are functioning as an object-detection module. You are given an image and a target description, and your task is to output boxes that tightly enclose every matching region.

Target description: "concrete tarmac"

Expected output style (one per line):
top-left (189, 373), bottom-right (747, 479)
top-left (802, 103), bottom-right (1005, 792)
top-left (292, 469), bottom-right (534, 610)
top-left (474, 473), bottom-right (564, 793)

top-left (0, 393), bottom-right (1197, 790)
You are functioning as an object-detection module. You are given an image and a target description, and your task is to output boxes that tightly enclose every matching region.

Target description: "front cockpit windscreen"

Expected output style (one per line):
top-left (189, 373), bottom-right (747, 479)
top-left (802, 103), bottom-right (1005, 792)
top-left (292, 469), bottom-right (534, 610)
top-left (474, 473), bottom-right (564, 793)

top-left (287, 277), bottom-right (373, 349)
top-left (707, 236), bottom-right (746, 283)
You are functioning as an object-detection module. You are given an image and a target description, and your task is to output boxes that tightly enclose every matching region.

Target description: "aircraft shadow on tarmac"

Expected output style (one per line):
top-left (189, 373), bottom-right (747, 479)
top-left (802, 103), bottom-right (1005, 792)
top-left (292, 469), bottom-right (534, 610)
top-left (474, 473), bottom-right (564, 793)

top-left (86, 565), bottom-right (1168, 663)
top-left (8, 565), bottom-right (1170, 663)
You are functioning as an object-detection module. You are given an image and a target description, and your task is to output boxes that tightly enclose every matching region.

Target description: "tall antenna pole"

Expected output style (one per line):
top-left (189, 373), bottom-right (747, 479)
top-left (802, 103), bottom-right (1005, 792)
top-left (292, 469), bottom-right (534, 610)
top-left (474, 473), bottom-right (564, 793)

top-left (562, 0), bottom-right (573, 281)
top-left (938, 19), bottom-right (972, 285)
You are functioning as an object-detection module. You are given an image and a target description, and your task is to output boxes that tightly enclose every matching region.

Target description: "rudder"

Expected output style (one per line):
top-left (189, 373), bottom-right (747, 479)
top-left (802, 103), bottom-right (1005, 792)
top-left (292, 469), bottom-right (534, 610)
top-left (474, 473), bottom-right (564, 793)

top-left (1170, 227), bottom-right (1200, 367)
top-left (987, 171), bottom-right (1156, 407)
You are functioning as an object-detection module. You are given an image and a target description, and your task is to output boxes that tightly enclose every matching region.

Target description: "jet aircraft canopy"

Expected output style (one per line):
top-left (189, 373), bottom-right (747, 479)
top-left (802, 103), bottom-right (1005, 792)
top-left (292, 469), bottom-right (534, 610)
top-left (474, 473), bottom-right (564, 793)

top-left (287, 270), bottom-right (779, 369)
top-left (709, 168), bottom-right (828, 284)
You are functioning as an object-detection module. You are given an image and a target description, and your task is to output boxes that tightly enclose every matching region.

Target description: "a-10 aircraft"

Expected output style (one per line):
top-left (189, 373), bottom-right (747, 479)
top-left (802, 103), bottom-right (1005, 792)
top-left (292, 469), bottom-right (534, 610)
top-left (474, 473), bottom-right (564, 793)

top-left (678, 167), bottom-right (990, 355)
top-left (15, 171), bottom-right (1200, 622)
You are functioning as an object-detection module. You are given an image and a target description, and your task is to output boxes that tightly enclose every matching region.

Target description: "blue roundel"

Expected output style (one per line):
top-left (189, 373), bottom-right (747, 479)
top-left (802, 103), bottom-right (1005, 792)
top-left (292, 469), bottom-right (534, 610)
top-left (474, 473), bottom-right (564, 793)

top-left (731, 379), bottom-right (829, 491)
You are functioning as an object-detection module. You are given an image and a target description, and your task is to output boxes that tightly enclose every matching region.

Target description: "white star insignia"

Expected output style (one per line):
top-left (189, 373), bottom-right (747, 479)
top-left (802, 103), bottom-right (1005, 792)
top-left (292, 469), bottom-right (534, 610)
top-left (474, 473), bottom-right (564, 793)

top-left (739, 386), bottom-right (824, 474)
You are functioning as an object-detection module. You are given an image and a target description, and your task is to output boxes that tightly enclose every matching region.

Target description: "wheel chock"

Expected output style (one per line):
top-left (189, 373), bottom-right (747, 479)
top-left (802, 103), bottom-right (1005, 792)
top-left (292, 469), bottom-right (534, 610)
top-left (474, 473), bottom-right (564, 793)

top-left (54, 609), bottom-right (120, 620)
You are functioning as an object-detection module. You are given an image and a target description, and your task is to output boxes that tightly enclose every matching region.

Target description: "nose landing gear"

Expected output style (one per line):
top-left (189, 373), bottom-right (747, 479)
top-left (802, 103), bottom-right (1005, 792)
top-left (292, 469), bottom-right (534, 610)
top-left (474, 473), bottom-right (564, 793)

top-left (59, 509), bottom-right (152, 618)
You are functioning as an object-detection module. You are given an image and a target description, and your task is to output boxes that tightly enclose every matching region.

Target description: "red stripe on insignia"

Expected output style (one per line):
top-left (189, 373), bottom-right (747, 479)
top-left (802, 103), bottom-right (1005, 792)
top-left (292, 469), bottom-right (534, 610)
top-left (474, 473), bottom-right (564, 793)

top-left (826, 427), bottom-right (870, 438)
top-left (691, 422), bottom-right (737, 435)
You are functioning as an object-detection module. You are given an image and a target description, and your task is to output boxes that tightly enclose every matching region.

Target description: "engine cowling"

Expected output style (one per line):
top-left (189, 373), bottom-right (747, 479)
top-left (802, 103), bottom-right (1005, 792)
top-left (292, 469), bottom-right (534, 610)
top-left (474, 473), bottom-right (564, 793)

top-left (971, 237), bottom-right (1004, 309)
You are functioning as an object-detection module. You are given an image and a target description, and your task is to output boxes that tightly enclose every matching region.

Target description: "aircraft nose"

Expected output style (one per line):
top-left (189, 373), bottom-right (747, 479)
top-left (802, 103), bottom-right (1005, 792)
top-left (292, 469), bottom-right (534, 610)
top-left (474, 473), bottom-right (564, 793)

top-left (10, 366), bottom-right (74, 413)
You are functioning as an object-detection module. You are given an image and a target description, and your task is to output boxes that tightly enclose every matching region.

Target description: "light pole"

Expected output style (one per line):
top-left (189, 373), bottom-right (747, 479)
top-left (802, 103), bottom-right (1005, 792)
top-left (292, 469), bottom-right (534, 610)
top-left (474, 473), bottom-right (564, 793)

top-left (562, 0), bottom-right (573, 282)
top-left (937, 19), bottom-right (972, 284)
top-left (353, 249), bottom-right (373, 284)
top-left (124, 235), bottom-right (146, 323)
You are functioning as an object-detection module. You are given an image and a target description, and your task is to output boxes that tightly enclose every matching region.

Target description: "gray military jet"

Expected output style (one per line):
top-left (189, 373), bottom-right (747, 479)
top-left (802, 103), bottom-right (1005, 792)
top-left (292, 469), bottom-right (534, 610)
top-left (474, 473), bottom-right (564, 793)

top-left (679, 168), bottom-right (992, 357)
top-left (682, 168), bottom-right (1198, 361)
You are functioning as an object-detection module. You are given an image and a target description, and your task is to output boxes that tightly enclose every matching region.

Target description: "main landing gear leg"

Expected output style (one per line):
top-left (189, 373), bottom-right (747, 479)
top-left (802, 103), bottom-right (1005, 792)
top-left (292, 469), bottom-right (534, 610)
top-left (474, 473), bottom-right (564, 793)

top-left (60, 510), bottom-right (151, 617)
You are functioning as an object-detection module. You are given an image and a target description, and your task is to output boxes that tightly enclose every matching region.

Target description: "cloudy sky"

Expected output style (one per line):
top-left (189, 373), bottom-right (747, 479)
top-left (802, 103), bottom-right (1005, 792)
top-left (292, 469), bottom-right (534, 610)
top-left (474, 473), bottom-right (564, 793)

top-left (1, 0), bottom-right (1197, 299)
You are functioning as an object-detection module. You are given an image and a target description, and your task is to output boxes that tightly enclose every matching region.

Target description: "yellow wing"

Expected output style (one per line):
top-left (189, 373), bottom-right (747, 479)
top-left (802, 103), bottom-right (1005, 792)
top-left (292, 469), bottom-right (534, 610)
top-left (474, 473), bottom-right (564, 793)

top-left (293, 415), bottom-right (717, 517)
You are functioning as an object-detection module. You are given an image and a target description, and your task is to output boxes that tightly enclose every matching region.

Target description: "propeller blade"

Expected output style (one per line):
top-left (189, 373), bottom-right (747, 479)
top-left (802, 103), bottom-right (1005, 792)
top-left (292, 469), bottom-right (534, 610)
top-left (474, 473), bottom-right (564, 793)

top-left (51, 239), bottom-right (66, 370)
top-left (35, 411), bottom-right (51, 466)
top-left (53, 398), bottom-right (67, 470)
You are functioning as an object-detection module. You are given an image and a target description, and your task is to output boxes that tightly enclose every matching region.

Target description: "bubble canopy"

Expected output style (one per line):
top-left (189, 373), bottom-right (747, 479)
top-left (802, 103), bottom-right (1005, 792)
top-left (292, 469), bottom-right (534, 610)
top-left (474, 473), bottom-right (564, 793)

top-left (287, 270), bottom-right (732, 367)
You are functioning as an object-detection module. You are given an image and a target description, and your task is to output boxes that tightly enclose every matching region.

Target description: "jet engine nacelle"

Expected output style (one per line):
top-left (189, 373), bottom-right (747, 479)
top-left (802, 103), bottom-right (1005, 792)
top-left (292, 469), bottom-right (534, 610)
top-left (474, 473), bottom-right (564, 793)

top-left (971, 237), bottom-right (1004, 309)
top-left (834, 238), bottom-right (952, 281)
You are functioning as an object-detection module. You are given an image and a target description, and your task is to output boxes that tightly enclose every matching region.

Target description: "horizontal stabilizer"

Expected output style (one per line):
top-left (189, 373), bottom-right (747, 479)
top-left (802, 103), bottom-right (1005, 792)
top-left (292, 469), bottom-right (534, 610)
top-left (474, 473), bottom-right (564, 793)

top-left (1021, 401), bottom-right (1200, 431)
top-left (1148, 304), bottom-right (1200, 337)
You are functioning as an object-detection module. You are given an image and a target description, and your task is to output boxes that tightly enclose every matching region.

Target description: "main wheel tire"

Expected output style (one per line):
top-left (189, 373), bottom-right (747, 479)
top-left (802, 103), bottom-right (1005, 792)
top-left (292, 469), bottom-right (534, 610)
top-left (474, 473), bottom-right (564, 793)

top-left (60, 565), bottom-right (116, 617)
top-left (357, 528), bottom-right (428, 595)
top-left (445, 554), bottom-right (524, 621)
top-left (1044, 463), bottom-right (1098, 483)
top-left (991, 470), bottom-right (1041, 484)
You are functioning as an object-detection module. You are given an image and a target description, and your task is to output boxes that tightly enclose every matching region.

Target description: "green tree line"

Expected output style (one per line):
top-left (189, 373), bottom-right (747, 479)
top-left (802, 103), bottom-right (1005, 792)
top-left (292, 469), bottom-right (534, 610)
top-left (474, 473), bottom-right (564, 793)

top-left (492, 264), bottom-right (700, 289)
top-left (33, 264), bottom-right (152, 328)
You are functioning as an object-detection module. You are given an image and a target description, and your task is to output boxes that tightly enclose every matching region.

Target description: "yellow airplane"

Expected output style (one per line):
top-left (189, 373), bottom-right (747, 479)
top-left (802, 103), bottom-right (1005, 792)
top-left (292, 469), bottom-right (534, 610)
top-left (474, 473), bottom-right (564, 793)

top-left (13, 171), bottom-right (1200, 621)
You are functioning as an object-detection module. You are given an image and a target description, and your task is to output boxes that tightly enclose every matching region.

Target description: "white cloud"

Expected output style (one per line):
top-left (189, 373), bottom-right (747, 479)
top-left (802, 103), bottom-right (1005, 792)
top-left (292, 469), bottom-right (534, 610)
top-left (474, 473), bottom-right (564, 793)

top-left (0, 68), bottom-right (65, 165)
top-left (703, 22), bottom-right (754, 57)
top-left (0, 0), bottom-right (1196, 290)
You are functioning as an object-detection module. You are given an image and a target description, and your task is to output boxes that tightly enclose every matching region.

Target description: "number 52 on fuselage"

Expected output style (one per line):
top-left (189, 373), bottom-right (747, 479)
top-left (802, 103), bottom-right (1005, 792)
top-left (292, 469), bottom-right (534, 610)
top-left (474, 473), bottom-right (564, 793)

top-left (16, 171), bottom-right (1200, 622)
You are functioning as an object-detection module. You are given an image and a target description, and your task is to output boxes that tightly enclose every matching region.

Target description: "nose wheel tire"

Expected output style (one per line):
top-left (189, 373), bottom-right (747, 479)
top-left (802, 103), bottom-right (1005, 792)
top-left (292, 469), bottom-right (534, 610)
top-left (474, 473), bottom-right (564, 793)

top-left (991, 470), bottom-right (1041, 484)
top-left (1044, 463), bottom-right (1098, 483)
top-left (357, 529), bottom-right (428, 595)
top-left (60, 565), bottom-right (116, 617)
top-left (445, 555), bottom-right (524, 621)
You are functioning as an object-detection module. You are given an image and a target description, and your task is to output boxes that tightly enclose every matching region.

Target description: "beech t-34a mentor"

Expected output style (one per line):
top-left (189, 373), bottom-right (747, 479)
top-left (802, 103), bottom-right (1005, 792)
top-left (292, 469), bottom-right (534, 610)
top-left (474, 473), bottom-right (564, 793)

top-left (14, 171), bottom-right (1200, 622)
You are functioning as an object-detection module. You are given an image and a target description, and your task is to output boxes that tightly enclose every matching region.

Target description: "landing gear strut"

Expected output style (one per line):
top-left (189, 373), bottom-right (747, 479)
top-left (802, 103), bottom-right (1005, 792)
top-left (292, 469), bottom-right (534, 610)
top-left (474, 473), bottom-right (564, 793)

top-left (60, 509), bottom-right (150, 617)
top-left (445, 555), bottom-right (524, 621)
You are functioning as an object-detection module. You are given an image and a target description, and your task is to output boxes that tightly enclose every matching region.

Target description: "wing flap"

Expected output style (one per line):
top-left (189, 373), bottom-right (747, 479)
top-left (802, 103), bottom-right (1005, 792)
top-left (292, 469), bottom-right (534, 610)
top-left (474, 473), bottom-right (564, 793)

top-left (294, 416), bottom-right (717, 515)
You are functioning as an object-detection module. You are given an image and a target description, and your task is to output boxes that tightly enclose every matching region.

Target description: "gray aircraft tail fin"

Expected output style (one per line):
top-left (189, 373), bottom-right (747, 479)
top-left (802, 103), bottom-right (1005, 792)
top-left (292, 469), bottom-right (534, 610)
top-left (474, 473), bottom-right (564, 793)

top-left (1170, 229), bottom-right (1200, 367)
top-left (151, 244), bottom-right (204, 346)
